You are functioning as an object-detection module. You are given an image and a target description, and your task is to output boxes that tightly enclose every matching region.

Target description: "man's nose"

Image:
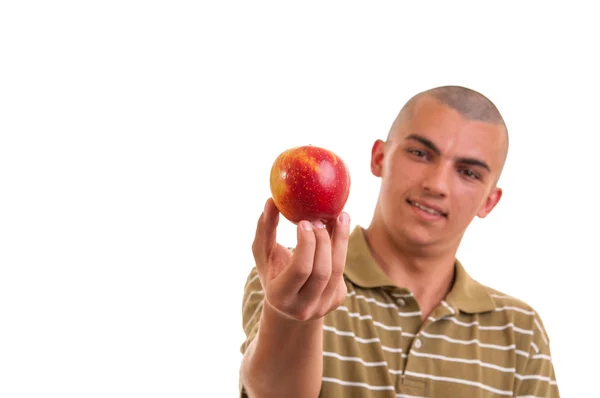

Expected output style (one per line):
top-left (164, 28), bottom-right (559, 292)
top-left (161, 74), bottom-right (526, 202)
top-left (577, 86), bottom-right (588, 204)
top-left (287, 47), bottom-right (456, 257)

top-left (421, 163), bottom-right (450, 197)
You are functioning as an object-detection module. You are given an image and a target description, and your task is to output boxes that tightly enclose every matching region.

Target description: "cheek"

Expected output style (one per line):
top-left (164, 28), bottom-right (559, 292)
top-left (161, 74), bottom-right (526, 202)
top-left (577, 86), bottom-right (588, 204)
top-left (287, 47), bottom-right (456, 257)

top-left (382, 167), bottom-right (413, 196)
top-left (450, 184), bottom-right (487, 215)
top-left (380, 167), bottom-right (420, 211)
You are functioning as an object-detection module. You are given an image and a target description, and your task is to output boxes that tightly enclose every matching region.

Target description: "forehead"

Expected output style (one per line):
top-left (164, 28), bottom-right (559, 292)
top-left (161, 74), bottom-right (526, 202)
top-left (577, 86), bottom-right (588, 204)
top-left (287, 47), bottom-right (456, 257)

top-left (399, 95), bottom-right (507, 158)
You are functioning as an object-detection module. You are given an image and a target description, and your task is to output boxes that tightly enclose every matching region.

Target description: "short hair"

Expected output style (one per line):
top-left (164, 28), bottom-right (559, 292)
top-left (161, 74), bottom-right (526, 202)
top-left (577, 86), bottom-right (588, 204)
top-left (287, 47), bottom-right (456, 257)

top-left (388, 85), bottom-right (508, 139)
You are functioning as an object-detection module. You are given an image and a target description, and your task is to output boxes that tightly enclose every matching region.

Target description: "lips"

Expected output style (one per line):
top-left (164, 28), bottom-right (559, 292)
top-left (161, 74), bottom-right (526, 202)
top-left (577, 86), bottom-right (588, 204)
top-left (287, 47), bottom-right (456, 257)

top-left (407, 199), bottom-right (448, 217)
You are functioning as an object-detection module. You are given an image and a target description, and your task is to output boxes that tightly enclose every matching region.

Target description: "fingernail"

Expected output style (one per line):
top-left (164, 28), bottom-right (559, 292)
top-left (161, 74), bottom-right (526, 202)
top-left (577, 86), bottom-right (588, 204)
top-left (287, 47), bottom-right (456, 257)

top-left (338, 213), bottom-right (349, 225)
top-left (300, 221), bottom-right (312, 231)
top-left (311, 220), bottom-right (325, 229)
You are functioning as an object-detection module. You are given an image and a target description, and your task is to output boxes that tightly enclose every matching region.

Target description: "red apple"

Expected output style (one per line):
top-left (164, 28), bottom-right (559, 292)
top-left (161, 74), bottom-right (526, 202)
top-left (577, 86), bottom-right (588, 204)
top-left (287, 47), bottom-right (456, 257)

top-left (270, 145), bottom-right (351, 225)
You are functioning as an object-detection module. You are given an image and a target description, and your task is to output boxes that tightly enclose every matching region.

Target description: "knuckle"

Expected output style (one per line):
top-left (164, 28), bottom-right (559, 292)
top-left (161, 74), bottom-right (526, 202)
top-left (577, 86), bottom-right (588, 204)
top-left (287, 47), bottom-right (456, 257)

top-left (251, 240), bottom-right (265, 260)
top-left (313, 226), bottom-right (330, 240)
top-left (291, 262), bottom-right (313, 280)
top-left (314, 306), bottom-right (330, 319)
top-left (300, 232), bottom-right (317, 249)
top-left (310, 266), bottom-right (332, 283)
top-left (293, 307), bottom-right (313, 322)
top-left (334, 286), bottom-right (348, 305)
top-left (330, 263), bottom-right (344, 279)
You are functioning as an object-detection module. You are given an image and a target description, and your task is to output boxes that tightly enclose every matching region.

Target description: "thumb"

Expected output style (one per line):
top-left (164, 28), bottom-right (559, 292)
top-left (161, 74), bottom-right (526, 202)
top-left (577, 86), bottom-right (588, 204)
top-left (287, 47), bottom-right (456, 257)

top-left (252, 198), bottom-right (280, 265)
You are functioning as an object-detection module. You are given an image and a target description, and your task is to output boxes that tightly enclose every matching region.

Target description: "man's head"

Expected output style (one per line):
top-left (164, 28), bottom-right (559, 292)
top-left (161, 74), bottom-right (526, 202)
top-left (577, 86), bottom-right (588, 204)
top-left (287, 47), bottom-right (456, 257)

top-left (370, 85), bottom-right (509, 250)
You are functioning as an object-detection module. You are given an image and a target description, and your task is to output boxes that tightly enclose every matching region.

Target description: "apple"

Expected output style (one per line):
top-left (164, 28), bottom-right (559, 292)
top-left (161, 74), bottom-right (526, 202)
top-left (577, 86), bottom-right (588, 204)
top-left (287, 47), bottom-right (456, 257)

top-left (269, 145), bottom-right (351, 225)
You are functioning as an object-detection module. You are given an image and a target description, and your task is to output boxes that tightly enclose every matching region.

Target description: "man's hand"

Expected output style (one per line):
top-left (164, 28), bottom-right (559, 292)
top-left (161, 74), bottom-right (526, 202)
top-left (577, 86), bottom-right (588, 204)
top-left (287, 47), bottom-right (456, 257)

top-left (251, 197), bottom-right (351, 322)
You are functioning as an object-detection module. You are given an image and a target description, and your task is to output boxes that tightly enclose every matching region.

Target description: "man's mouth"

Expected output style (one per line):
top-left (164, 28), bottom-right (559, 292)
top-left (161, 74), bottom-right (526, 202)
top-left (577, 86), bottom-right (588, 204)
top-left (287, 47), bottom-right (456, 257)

top-left (407, 199), bottom-right (447, 217)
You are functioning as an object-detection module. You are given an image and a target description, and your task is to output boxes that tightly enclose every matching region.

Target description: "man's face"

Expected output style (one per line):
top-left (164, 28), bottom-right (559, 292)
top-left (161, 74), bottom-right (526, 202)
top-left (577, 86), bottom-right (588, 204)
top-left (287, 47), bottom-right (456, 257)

top-left (371, 95), bottom-right (507, 248)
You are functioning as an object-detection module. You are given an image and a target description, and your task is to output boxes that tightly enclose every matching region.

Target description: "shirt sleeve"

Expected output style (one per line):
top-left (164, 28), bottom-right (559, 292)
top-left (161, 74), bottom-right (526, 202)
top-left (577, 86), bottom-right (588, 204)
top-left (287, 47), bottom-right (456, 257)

top-left (238, 267), bottom-right (265, 397)
top-left (513, 313), bottom-right (560, 397)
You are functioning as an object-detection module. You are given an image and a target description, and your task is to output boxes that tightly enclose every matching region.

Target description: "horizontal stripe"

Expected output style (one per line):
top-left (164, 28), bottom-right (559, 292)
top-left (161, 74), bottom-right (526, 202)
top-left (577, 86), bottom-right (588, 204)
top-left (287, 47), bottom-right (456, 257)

top-left (490, 293), bottom-right (512, 299)
top-left (348, 291), bottom-right (422, 317)
top-left (397, 310), bottom-right (422, 317)
top-left (336, 306), bottom-right (415, 336)
top-left (405, 370), bottom-right (512, 396)
top-left (420, 331), bottom-right (521, 352)
top-left (325, 352), bottom-right (406, 376)
top-left (515, 396), bottom-right (551, 398)
top-left (323, 351), bottom-right (388, 367)
top-left (322, 376), bottom-right (395, 391)
top-left (323, 325), bottom-right (404, 354)
top-left (514, 373), bottom-right (557, 385)
top-left (494, 305), bottom-right (536, 315)
top-left (349, 291), bottom-right (399, 309)
top-left (392, 292), bottom-right (413, 298)
top-left (438, 316), bottom-right (534, 335)
top-left (531, 353), bottom-right (551, 360)
top-left (323, 325), bottom-right (381, 344)
top-left (410, 350), bottom-right (516, 373)
top-left (336, 305), bottom-right (373, 321)
top-left (375, 321), bottom-right (414, 336)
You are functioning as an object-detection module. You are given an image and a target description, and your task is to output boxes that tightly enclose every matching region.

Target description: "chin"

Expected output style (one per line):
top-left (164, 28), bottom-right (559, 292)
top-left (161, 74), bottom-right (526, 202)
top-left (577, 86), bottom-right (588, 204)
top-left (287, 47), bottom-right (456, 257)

top-left (406, 232), bottom-right (438, 247)
top-left (392, 222), bottom-right (439, 248)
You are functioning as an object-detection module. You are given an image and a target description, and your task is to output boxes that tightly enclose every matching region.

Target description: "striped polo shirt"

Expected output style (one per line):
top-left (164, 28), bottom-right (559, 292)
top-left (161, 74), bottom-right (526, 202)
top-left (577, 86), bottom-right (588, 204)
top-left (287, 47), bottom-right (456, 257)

top-left (239, 226), bottom-right (560, 397)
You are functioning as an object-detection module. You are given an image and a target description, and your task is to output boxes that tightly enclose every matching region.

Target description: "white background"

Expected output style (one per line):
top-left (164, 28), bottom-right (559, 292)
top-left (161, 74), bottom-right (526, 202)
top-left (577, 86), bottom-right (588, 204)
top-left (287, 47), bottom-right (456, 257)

top-left (1, 1), bottom-right (597, 397)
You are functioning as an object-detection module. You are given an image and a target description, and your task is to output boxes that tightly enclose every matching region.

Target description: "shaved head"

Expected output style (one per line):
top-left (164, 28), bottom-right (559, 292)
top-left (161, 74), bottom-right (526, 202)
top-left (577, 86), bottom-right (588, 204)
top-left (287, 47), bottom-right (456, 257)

top-left (390, 85), bottom-right (507, 135)
top-left (386, 85), bottom-right (509, 185)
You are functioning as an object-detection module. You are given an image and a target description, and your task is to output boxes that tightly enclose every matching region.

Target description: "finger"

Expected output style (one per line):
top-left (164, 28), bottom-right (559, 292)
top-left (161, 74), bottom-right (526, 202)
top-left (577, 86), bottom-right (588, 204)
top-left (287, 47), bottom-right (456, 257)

top-left (320, 212), bottom-right (350, 300)
top-left (297, 220), bottom-right (332, 301)
top-left (251, 198), bottom-right (280, 272)
top-left (272, 220), bottom-right (316, 295)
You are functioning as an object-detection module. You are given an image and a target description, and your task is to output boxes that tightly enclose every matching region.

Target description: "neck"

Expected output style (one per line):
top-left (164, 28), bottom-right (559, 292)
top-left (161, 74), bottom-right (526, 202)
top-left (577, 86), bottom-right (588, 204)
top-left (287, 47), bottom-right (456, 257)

top-left (364, 221), bottom-right (460, 320)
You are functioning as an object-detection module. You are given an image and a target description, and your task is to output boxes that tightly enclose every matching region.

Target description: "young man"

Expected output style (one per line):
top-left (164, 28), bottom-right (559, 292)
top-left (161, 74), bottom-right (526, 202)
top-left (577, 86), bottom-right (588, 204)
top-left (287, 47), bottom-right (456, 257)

top-left (239, 86), bottom-right (560, 397)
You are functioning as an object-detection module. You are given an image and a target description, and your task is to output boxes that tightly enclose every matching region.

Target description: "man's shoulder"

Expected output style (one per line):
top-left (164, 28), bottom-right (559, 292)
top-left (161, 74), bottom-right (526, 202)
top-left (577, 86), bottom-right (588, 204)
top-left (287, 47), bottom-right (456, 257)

top-left (484, 285), bottom-right (538, 313)
top-left (477, 283), bottom-right (552, 344)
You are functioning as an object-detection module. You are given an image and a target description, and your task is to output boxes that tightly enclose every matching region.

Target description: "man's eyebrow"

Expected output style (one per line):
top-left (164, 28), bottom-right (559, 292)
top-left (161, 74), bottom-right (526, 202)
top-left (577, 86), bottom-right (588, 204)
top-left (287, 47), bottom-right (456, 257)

top-left (405, 133), bottom-right (491, 172)
top-left (405, 134), bottom-right (440, 155)
top-left (456, 157), bottom-right (491, 172)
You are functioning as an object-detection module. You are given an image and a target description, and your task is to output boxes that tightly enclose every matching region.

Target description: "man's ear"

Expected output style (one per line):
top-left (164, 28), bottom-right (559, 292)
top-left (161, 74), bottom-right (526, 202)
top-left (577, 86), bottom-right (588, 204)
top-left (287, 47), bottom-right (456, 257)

top-left (477, 187), bottom-right (503, 218)
top-left (370, 139), bottom-right (386, 177)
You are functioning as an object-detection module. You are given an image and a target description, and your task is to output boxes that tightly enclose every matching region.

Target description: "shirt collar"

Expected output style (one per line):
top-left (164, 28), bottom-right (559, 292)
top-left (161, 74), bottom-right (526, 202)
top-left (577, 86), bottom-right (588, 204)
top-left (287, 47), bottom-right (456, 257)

top-left (344, 226), bottom-right (496, 314)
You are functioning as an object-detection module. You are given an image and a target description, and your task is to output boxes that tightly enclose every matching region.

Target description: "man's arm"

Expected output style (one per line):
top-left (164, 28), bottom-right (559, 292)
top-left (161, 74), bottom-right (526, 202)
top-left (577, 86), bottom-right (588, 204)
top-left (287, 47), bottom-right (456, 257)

top-left (238, 199), bottom-right (350, 398)
top-left (514, 341), bottom-right (560, 397)
top-left (514, 313), bottom-right (560, 397)
top-left (240, 298), bottom-right (324, 398)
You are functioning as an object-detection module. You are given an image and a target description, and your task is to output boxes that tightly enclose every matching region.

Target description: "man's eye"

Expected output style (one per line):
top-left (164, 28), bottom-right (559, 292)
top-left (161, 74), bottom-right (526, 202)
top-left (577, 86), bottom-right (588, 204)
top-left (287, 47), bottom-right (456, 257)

top-left (409, 149), bottom-right (427, 158)
top-left (460, 169), bottom-right (479, 179)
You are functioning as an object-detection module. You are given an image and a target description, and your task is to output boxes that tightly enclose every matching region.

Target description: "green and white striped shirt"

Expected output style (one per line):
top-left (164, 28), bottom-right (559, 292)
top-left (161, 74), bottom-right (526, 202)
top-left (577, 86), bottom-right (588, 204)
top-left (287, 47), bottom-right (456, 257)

top-left (240, 226), bottom-right (559, 397)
